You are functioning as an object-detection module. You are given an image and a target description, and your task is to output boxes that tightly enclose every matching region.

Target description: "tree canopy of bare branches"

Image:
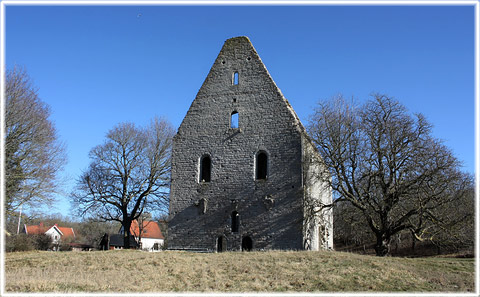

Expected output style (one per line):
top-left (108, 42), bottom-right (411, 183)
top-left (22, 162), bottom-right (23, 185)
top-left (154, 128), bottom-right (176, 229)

top-left (72, 118), bottom-right (174, 248)
top-left (5, 66), bottom-right (66, 216)
top-left (308, 94), bottom-right (472, 256)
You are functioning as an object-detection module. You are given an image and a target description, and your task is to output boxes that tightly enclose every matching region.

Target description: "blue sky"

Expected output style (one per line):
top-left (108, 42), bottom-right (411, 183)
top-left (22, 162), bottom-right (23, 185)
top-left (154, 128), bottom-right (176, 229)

top-left (5, 4), bottom-right (475, 218)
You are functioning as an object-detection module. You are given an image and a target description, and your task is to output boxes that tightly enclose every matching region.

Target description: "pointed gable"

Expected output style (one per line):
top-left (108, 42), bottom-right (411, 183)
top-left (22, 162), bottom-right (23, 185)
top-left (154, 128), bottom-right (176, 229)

top-left (196, 36), bottom-right (273, 95)
top-left (177, 36), bottom-right (304, 137)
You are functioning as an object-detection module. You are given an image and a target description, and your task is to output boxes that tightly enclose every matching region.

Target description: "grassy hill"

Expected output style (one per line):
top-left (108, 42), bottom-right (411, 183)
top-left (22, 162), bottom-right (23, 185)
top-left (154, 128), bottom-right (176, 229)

top-left (4, 250), bottom-right (475, 293)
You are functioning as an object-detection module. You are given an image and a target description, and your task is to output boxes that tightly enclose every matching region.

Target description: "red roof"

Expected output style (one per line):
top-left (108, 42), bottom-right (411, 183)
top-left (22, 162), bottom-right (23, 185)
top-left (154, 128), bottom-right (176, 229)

top-left (24, 224), bottom-right (47, 235)
top-left (56, 226), bottom-right (75, 238)
top-left (24, 223), bottom-right (75, 238)
top-left (130, 220), bottom-right (164, 239)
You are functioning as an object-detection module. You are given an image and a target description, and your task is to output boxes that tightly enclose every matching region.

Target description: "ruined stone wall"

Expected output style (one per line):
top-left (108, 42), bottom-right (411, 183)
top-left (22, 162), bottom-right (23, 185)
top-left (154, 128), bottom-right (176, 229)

top-left (168, 37), bottom-right (306, 251)
top-left (302, 136), bottom-right (334, 250)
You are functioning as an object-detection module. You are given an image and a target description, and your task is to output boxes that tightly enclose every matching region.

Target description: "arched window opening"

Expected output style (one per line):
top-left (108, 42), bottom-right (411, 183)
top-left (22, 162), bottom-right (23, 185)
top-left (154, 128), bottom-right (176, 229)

top-left (200, 155), bottom-right (211, 182)
top-left (256, 152), bottom-right (268, 180)
top-left (231, 211), bottom-right (239, 233)
top-left (233, 71), bottom-right (239, 85)
top-left (231, 111), bottom-right (239, 129)
top-left (217, 236), bottom-right (227, 252)
top-left (242, 236), bottom-right (253, 251)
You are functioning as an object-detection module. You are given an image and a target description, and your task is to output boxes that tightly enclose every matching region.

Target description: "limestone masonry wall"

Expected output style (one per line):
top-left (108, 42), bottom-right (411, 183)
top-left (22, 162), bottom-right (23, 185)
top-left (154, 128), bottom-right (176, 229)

top-left (168, 36), bottom-right (332, 252)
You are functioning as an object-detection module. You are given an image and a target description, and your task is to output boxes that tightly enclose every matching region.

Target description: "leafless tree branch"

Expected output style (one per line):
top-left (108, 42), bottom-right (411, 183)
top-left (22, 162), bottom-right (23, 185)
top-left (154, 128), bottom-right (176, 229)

top-left (307, 94), bottom-right (472, 256)
top-left (71, 117), bottom-right (174, 248)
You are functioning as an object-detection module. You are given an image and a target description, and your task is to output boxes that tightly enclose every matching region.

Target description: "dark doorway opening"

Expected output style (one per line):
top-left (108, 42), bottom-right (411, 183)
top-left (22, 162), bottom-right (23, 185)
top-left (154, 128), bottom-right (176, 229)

top-left (217, 236), bottom-right (226, 252)
top-left (242, 236), bottom-right (253, 251)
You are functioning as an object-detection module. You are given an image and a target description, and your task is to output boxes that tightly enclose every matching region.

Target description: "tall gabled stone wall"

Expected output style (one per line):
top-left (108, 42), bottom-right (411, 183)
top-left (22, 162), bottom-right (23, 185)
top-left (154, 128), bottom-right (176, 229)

top-left (168, 36), bottom-right (332, 252)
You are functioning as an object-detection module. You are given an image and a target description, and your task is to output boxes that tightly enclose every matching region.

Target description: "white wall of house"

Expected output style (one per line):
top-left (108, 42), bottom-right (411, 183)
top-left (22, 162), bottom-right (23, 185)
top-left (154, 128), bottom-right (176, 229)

top-left (45, 227), bottom-right (62, 245)
top-left (138, 237), bottom-right (164, 251)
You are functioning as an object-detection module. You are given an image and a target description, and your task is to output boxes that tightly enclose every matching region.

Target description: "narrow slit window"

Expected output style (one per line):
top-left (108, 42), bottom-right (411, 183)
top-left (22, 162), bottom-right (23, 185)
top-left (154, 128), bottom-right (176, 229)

top-left (256, 152), bottom-right (268, 180)
top-left (233, 72), bottom-right (239, 85)
top-left (231, 111), bottom-right (239, 129)
top-left (200, 155), bottom-right (211, 182)
top-left (231, 211), bottom-right (239, 233)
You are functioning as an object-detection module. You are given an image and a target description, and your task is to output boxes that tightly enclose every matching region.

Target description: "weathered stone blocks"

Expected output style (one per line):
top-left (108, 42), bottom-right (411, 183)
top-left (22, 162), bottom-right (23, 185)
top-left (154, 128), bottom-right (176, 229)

top-left (168, 36), bottom-right (333, 252)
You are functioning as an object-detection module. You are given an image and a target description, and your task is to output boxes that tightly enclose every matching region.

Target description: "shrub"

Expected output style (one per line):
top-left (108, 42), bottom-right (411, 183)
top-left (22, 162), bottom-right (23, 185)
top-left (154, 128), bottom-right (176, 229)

top-left (5, 234), bottom-right (34, 252)
top-left (31, 234), bottom-right (52, 251)
top-left (5, 234), bottom-right (52, 252)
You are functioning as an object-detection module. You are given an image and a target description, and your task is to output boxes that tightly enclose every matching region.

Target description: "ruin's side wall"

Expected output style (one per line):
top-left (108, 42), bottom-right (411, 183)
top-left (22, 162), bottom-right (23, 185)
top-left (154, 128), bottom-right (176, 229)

top-left (302, 136), bottom-right (334, 250)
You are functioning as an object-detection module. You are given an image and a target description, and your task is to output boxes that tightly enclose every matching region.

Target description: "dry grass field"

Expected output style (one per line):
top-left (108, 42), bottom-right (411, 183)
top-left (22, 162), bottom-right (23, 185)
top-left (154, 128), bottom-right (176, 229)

top-left (4, 249), bottom-right (475, 293)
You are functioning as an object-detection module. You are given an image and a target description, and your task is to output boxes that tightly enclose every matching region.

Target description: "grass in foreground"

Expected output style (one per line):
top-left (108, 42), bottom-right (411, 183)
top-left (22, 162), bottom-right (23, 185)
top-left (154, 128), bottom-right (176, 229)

top-left (4, 250), bottom-right (475, 293)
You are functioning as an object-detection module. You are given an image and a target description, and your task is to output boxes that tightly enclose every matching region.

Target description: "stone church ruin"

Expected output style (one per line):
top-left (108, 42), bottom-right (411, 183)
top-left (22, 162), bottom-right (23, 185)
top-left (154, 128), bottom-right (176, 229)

top-left (168, 36), bottom-right (333, 252)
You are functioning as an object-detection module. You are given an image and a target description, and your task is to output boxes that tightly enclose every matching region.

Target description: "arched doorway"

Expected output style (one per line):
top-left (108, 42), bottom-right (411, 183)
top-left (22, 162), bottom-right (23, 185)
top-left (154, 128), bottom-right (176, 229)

top-left (217, 236), bottom-right (227, 252)
top-left (242, 236), bottom-right (253, 251)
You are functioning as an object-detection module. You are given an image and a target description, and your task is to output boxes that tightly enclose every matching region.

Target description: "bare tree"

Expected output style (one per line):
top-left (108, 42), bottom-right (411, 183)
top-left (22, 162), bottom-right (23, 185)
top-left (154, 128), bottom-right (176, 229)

top-left (308, 94), bottom-right (471, 256)
top-left (75, 219), bottom-right (120, 248)
top-left (72, 118), bottom-right (174, 248)
top-left (333, 200), bottom-right (374, 251)
top-left (5, 66), bottom-right (66, 216)
top-left (408, 172), bottom-right (474, 254)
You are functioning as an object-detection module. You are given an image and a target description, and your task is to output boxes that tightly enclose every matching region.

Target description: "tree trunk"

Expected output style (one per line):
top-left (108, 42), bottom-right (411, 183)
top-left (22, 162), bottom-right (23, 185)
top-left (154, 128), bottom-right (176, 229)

top-left (123, 217), bottom-right (132, 249)
top-left (411, 233), bottom-right (416, 254)
top-left (374, 234), bottom-right (391, 256)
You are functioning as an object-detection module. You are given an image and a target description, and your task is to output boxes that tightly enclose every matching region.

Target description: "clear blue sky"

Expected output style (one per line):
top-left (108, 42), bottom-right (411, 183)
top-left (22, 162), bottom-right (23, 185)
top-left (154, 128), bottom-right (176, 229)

top-left (5, 4), bottom-right (475, 218)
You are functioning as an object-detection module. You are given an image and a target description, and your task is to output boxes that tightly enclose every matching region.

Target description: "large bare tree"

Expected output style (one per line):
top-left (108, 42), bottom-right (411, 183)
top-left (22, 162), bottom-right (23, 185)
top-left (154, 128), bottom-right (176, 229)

top-left (308, 94), bottom-right (470, 256)
top-left (72, 118), bottom-right (174, 248)
top-left (5, 66), bottom-right (66, 217)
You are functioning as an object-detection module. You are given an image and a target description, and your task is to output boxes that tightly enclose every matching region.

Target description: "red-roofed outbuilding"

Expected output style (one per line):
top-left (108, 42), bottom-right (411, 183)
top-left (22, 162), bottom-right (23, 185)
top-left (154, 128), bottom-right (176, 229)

top-left (24, 223), bottom-right (75, 251)
top-left (130, 220), bottom-right (164, 239)
top-left (129, 220), bottom-right (164, 251)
